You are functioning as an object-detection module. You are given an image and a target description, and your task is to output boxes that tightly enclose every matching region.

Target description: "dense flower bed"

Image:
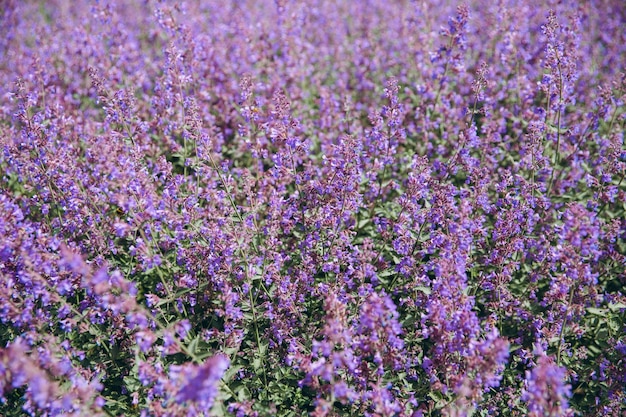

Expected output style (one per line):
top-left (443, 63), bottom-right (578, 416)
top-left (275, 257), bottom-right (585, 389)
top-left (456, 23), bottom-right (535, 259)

top-left (1, 1), bottom-right (625, 416)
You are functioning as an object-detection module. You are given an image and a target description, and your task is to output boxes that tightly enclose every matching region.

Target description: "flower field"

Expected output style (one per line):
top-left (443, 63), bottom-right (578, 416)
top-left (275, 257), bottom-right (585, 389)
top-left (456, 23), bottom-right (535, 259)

top-left (1, 0), bottom-right (625, 416)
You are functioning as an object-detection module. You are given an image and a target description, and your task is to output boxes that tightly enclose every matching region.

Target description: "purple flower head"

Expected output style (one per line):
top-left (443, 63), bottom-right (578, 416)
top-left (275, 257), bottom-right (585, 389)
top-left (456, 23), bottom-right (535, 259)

top-left (522, 347), bottom-right (571, 417)
top-left (175, 354), bottom-right (230, 410)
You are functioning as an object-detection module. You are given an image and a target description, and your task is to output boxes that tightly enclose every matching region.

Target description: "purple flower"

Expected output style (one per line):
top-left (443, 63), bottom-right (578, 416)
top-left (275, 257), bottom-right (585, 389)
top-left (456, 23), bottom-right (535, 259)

top-left (522, 346), bottom-right (571, 417)
top-left (175, 354), bottom-right (230, 410)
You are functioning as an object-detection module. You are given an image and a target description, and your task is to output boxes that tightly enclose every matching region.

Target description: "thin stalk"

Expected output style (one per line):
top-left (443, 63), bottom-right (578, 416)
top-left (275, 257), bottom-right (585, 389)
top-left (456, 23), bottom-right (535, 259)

top-left (288, 145), bottom-right (309, 242)
top-left (433, 37), bottom-right (455, 107)
top-left (556, 284), bottom-right (575, 366)
top-left (444, 77), bottom-right (483, 179)
top-left (204, 148), bottom-right (259, 255)
top-left (547, 59), bottom-right (564, 195)
top-left (247, 282), bottom-right (269, 393)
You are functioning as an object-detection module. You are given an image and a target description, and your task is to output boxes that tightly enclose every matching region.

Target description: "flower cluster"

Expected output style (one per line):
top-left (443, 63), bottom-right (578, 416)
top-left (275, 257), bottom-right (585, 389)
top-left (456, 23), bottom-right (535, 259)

top-left (522, 346), bottom-right (572, 417)
top-left (1, 0), bottom-right (625, 416)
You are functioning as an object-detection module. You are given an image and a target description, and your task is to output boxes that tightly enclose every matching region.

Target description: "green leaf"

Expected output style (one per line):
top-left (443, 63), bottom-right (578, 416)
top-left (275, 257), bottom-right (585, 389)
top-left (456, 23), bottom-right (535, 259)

top-left (187, 335), bottom-right (199, 354)
top-left (379, 268), bottom-right (395, 278)
top-left (586, 307), bottom-right (607, 317)
top-left (414, 286), bottom-right (432, 295)
top-left (223, 365), bottom-right (243, 382)
top-left (608, 302), bottom-right (626, 312)
top-left (123, 376), bottom-right (141, 392)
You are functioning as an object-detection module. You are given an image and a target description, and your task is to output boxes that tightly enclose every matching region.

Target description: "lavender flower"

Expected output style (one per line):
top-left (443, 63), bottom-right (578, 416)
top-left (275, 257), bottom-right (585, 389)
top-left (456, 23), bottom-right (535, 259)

top-left (522, 347), bottom-right (572, 417)
top-left (1, 0), bottom-right (624, 415)
top-left (174, 354), bottom-right (230, 410)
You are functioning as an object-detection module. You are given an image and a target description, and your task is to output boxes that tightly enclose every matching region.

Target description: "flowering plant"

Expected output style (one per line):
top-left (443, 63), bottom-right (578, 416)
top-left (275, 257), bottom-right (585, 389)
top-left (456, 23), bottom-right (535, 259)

top-left (1, 1), bottom-right (625, 416)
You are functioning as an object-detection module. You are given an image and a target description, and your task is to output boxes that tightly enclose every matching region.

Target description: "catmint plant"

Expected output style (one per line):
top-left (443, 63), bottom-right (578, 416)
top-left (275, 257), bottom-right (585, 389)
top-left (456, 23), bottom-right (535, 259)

top-left (1, 1), bottom-right (624, 416)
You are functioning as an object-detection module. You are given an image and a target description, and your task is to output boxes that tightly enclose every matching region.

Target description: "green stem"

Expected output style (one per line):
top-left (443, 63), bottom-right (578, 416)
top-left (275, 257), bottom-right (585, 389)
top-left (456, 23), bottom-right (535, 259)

top-left (547, 59), bottom-right (564, 195)
top-left (556, 284), bottom-right (575, 366)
